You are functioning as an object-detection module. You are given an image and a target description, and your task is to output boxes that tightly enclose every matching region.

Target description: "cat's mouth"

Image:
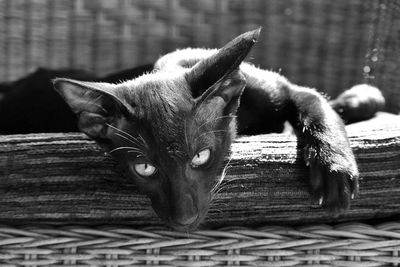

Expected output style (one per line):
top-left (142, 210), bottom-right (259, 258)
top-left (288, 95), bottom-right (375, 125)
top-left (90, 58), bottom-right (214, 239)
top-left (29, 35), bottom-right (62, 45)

top-left (153, 200), bottom-right (210, 231)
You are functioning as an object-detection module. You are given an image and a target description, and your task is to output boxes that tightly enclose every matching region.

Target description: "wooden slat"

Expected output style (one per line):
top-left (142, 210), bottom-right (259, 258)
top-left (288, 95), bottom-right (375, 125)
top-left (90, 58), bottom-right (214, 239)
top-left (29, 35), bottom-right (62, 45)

top-left (0, 113), bottom-right (399, 227)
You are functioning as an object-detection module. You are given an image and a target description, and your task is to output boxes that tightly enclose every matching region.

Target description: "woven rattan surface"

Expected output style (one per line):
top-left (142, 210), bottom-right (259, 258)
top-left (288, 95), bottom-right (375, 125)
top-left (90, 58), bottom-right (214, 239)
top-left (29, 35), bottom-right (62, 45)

top-left (1, 222), bottom-right (400, 266)
top-left (0, 0), bottom-right (399, 112)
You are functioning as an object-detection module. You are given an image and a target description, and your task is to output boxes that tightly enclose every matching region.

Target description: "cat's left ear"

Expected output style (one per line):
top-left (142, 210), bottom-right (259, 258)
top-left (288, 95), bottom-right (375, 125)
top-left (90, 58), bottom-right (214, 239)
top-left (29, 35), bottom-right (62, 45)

top-left (196, 70), bottom-right (246, 116)
top-left (186, 28), bottom-right (260, 114)
top-left (53, 78), bottom-right (130, 141)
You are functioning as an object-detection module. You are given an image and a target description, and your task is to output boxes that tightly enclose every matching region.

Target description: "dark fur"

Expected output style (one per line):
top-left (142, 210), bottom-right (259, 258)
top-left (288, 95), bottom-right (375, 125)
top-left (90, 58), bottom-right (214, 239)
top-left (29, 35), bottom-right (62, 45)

top-left (0, 64), bottom-right (153, 134)
top-left (0, 30), bottom-right (384, 231)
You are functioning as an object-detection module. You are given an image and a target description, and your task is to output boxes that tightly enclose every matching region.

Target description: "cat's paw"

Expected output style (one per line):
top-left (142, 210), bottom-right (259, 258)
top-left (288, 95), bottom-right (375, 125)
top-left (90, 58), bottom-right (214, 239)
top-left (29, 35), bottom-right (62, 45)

top-left (329, 84), bottom-right (385, 123)
top-left (305, 146), bottom-right (359, 215)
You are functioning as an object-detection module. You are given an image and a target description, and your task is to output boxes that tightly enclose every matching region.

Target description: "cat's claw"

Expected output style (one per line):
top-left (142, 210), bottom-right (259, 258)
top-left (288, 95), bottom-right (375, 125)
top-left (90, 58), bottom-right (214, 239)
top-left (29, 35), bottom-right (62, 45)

top-left (307, 148), bottom-right (359, 215)
top-left (319, 169), bottom-right (357, 214)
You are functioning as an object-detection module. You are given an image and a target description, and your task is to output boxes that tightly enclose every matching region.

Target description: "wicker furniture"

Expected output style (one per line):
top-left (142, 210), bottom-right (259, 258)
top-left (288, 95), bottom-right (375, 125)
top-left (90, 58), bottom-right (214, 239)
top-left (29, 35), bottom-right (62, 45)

top-left (1, 222), bottom-right (400, 267)
top-left (1, 0), bottom-right (400, 266)
top-left (0, 0), bottom-right (399, 112)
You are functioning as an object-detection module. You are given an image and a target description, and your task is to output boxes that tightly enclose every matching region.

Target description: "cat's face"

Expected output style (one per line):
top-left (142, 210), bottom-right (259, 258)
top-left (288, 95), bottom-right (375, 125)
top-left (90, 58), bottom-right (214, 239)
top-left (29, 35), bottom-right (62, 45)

top-left (54, 29), bottom-right (260, 230)
top-left (107, 73), bottom-right (242, 230)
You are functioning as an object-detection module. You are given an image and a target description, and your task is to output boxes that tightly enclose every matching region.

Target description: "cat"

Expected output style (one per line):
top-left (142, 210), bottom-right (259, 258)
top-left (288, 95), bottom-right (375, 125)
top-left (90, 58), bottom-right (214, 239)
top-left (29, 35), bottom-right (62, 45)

top-left (52, 29), bottom-right (386, 231)
top-left (1, 29), bottom-right (384, 231)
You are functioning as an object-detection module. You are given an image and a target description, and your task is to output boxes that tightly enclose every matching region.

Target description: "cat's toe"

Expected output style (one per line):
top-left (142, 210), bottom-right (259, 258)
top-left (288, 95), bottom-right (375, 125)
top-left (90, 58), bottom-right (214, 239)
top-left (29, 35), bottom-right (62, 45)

top-left (309, 161), bottom-right (358, 216)
top-left (322, 171), bottom-right (352, 215)
top-left (308, 161), bottom-right (325, 205)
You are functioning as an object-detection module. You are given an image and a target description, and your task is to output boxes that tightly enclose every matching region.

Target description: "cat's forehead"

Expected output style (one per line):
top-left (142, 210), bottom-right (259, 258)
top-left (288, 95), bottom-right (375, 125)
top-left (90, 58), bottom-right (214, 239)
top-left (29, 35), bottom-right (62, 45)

top-left (114, 72), bottom-right (226, 158)
top-left (116, 73), bottom-right (189, 154)
top-left (122, 71), bottom-right (193, 111)
top-left (119, 72), bottom-right (195, 142)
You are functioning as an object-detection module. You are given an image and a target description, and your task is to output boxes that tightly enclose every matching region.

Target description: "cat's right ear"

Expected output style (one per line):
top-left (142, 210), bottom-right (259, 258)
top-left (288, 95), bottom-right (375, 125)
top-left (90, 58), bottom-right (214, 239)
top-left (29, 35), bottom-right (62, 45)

top-left (53, 78), bottom-right (129, 140)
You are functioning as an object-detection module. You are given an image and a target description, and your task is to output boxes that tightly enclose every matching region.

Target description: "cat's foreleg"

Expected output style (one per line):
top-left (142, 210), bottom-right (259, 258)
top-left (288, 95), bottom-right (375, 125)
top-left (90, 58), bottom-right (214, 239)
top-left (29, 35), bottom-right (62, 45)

top-left (285, 84), bottom-right (359, 214)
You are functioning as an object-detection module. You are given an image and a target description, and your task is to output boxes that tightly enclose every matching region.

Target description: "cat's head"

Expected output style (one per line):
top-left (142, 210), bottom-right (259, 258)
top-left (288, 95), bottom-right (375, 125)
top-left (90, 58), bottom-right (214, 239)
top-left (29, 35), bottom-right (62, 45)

top-left (53, 29), bottom-right (260, 231)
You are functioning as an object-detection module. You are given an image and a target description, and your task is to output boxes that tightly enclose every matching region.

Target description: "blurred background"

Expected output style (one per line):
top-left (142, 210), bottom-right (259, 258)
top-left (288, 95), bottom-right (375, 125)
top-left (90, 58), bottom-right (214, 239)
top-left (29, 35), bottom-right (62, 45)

top-left (0, 0), bottom-right (399, 112)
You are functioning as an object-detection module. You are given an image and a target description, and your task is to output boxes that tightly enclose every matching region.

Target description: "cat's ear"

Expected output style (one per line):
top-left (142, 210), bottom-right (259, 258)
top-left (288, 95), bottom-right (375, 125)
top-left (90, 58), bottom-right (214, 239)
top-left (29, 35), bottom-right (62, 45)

top-left (53, 78), bottom-right (129, 140)
top-left (197, 70), bottom-right (246, 116)
top-left (187, 28), bottom-right (260, 115)
top-left (186, 28), bottom-right (260, 99)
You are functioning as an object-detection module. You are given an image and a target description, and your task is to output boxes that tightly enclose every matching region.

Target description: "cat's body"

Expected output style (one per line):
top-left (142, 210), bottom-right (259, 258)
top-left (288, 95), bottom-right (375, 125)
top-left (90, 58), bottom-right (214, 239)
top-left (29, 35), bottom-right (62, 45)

top-left (154, 48), bottom-right (290, 136)
top-left (0, 29), bottom-right (384, 231)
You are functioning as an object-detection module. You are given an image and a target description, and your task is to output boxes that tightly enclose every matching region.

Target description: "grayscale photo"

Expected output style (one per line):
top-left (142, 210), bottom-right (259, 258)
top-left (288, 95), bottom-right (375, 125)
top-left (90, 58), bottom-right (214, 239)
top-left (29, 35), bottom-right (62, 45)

top-left (0, 0), bottom-right (399, 266)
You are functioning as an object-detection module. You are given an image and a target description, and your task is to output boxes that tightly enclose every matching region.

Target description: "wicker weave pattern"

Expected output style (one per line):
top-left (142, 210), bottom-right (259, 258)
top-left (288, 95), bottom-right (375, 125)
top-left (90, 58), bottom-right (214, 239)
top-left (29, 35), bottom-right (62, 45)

top-left (0, 223), bottom-right (400, 266)
top-left (0, 0), bottom-right (399, 112)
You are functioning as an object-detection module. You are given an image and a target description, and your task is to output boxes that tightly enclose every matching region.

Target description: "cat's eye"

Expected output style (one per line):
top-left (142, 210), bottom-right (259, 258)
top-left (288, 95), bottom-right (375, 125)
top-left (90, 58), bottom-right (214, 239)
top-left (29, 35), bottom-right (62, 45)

top-left (191, 148), bottom-right (211, 167)
top-left (134, 163), bottom-right (157, 177)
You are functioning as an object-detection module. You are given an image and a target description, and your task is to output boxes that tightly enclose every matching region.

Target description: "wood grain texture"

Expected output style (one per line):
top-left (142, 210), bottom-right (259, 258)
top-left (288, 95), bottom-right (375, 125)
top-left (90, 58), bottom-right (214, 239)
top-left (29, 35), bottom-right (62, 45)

top-left (0, 113), bottom-right (399, 228)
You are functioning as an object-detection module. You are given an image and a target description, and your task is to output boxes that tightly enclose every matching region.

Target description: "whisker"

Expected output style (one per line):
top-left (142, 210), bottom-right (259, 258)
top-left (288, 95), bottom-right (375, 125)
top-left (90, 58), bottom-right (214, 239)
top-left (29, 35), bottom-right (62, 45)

top-left (109, 146), bottom-right (142, 154)
top-left (126, 149), bottom-right (145, 154)
top-left (214, 185), bottom-right (230, 195)
top-left (194, 130), bottom-right (229, 143)
top-left (106, 123), bottom-right (146, 149)
top-left (127, 150), bottom-right (146, 158)
top-left (214, 184), bottom-right (244, 194)
top-left (190, 115), bottom-right (237, 144)
top-left (137, 133), bottom-right (149, 150)
top-left (105, 124), bottom-right (149, 159)
top-left (213, 180), bottom-right (246, 194)
top-left (106, 123), bottom-right (140, 143)
top-left (211, 157), bottom-right (232, 194)
top-left (114, 133), bottom-right (143, 148)
top-left (218, 177), bottom-right (247, 188)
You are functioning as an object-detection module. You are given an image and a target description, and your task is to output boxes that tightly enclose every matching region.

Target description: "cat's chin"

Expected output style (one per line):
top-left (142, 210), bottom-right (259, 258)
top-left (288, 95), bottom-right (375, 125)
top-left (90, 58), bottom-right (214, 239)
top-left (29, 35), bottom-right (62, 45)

top-left (168, 220), bottom-right (201, 232)
top-left (166, 210), bottom-right (208, 232)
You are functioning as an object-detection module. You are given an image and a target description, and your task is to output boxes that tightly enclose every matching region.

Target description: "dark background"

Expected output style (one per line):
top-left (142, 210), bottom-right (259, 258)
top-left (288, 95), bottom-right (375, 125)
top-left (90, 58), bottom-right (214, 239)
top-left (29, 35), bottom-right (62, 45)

top-left (0, 0), bottom-right (399, 112)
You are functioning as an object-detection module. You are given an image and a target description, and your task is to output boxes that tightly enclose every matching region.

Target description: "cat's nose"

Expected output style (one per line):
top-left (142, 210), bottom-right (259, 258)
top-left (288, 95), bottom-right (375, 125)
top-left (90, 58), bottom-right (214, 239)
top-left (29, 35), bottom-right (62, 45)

top-left (173, 194), bottom-right (198, 226)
